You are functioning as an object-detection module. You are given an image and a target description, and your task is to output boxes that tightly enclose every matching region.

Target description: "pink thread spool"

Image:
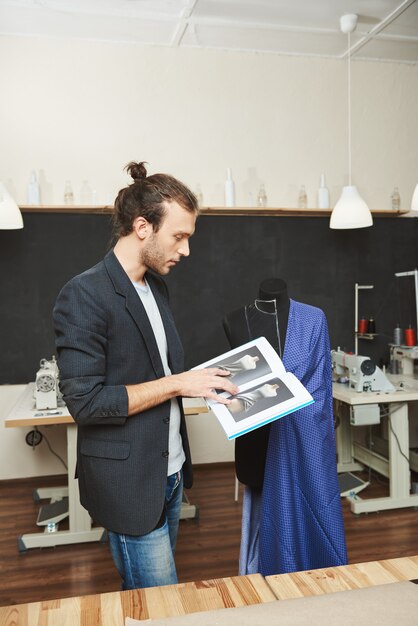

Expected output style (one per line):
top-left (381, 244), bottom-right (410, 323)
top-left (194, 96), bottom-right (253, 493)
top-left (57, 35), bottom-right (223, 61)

top-left (404, 326), bottom-right (417, 346)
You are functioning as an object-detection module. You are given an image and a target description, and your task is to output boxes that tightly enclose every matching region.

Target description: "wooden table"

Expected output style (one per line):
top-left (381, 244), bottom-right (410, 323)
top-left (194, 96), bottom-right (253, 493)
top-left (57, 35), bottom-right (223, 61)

top-left (0, 573), bottom-right (275, 625)
top-left (4, 383), bottom-right (207, 550)
top-left (1, 557), bottom-right (417, 625)
top-left (265, 555), bottom-right (418, 599)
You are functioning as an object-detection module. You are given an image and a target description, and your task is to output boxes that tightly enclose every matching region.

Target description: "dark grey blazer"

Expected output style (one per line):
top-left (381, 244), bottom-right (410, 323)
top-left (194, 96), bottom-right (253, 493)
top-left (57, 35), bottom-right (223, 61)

top-left (53, 250), bottom-right (192, 535)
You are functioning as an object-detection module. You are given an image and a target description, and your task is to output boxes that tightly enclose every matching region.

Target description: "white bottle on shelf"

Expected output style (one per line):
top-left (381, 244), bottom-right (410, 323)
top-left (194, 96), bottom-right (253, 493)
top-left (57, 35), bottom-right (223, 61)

top-left (298, 185), bottom-right (307, 209)
top-left (64, 180), bottom-right (74, 205)
top-left (195, 184), bottom-right (203, 207)
top-left (27, 170), bottom-right (40, 205)
top-left (317, 174), bottom-right (330, 209)
top-left (391, 186), bottom-right (400, 210)
top-left (224, 168), bottom-right (235, 207)
top-left (257, 184), bottom-right (268, 207)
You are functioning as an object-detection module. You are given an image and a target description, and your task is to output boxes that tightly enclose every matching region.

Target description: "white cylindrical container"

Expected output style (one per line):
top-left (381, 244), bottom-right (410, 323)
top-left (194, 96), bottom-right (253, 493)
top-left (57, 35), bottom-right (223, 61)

top-left (64, 180), bottom-right (74, 205)
top-left (298, 185), bottom-right (307, 209)
top-left (257, 184), bottom-right (267, 207)
top-left (225, 168), bottom-right (235, 207)
top-left (27, 170), bottom-right (41, 205)
top-left (391, 187), bottom-right (400, 210)
top-left (317, 174), bottom-right (330, 209)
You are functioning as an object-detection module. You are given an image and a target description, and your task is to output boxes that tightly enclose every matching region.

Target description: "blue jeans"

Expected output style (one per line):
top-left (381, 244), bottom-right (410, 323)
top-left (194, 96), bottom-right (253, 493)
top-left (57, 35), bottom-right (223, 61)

top-left (108, 470), bottom-right (183, 589)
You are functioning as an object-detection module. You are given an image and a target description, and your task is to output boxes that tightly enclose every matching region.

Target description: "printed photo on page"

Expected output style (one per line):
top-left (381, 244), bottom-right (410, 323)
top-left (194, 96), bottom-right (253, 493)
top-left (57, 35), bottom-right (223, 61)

top-left (193, 337), bottom-right (314, 439)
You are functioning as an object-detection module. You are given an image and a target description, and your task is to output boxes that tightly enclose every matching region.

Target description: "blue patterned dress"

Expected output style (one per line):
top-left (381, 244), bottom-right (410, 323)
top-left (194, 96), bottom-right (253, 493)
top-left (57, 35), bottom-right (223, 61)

top-left (239, 300), bottom-right (347, 575)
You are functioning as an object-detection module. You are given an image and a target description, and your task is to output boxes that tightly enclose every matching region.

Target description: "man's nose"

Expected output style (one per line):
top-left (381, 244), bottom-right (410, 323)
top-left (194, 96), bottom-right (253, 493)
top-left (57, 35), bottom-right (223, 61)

top-left (178, 240), bottom-right (190, 257)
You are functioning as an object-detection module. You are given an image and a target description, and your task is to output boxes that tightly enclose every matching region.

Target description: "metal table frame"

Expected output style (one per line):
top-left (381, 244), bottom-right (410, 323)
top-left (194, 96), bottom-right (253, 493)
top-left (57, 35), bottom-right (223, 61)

top-left (333, 380), bottom-right (418, 514)
top-left (5, 383), bottom-right (206, 550)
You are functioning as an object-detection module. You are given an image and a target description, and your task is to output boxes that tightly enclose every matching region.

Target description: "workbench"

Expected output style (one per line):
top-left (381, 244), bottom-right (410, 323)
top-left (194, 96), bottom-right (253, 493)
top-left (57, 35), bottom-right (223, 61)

top-left (0, 556), bottom-right (416, 625)
top-left (333, 379), bottom-right (418, 514)
top-left (4, 383), bottom-right (207, 551)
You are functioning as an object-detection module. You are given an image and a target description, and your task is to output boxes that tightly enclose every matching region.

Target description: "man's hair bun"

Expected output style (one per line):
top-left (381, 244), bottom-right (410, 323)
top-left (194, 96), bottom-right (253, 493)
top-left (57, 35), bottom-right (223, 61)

top-left (125, 161), bottom-right (148, 182)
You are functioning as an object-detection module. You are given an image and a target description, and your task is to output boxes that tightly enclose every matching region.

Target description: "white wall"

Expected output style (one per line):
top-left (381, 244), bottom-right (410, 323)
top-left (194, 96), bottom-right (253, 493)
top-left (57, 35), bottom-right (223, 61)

top-left (1, 35), bottom-right (417, 210)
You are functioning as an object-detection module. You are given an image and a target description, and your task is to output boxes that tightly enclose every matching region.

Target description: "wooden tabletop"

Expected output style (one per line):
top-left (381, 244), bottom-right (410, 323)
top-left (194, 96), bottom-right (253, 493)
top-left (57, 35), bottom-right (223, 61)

top-left (1, 558), bottom-right (417, 625)
top-left (4, 383), bottom-right (208, 428)
top-left (0, 573), bottom-right (275, 625)
top-left (265, 555), bottom-right (418, 599)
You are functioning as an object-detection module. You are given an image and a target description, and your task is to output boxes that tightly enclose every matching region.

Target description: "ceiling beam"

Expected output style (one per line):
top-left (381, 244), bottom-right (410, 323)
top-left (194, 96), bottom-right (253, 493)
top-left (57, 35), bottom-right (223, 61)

top-left (170, 0), bottom-right (198, 46)
top-left (342, 0), bottom-right (417, 58)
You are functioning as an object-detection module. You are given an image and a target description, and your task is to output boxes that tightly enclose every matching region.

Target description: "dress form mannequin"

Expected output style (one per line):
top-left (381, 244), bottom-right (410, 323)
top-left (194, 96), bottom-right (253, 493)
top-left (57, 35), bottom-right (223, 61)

top-left (223, 278), bottom-right (290, 488)
top-left (223, 281), bottom-right (347, 575)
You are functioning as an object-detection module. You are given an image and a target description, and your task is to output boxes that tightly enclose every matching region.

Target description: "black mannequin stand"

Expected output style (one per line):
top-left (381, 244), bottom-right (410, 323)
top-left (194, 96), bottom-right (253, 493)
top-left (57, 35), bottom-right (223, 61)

top-left (223, 278), bottom-right (290, 489)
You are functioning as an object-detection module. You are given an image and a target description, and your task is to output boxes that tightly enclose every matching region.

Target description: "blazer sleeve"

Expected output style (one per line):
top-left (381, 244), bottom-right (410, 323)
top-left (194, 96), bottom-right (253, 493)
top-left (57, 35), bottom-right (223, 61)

top-left (53, 276), bottom-right (129, 426)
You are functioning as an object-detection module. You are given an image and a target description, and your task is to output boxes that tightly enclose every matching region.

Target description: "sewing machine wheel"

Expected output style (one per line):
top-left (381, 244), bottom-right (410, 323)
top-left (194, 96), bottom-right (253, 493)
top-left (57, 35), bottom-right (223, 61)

top-left (360, 359), bottom-right (376, 376)
top-left (25, 429), bottom-right (43, 447)
top-left (36, 374), bottom-right (56, 392)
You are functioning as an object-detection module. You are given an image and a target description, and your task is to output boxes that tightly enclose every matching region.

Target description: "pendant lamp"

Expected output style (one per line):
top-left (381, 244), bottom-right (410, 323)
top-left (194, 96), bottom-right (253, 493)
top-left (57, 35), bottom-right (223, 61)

top-left (330, 14), bottom-right (373, 230)
top-left (0, 181), bottom-right (24, 229)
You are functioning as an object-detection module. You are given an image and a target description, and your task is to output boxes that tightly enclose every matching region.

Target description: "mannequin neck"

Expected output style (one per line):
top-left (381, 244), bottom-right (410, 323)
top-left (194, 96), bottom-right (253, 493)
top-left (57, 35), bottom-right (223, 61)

top-left (258, 278), bottom-right (290, 312)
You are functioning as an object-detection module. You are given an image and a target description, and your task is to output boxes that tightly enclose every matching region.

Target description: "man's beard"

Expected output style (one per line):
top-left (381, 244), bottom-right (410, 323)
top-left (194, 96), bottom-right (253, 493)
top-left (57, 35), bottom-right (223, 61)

top-left (141, 235), bottom-right (168, 275)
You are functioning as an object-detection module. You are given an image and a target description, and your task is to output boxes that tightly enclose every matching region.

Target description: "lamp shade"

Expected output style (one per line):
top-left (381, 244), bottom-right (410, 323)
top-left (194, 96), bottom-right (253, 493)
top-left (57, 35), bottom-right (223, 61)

top-left (0, 182), bottom-right (23, 229)
top-left (411, 183), bottom-right (418, 212)
top-left (330, 185), bottom-right (373, 229)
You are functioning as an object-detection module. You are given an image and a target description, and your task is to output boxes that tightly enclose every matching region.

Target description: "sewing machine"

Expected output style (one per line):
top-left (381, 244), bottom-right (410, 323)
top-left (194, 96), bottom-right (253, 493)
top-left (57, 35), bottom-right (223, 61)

top-left (390, 345), bottom-right (418, 377)
top-left (34, 356), bottom-right (63, 410)
top-left (331, 348), bottom-right (395, 393)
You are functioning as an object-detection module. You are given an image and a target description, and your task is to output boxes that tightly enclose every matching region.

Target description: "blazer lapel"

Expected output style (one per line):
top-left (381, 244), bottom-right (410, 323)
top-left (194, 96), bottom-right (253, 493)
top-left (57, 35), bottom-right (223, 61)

top-left (104, 251), bottom-right (166, 379)
top-left (148, 275), bottom-right (184, 375)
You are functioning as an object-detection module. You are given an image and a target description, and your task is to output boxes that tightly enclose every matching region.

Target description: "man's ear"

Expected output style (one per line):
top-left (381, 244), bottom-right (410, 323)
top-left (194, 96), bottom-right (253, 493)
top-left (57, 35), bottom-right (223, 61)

top-left (133, 216), bottom-right (149, 240)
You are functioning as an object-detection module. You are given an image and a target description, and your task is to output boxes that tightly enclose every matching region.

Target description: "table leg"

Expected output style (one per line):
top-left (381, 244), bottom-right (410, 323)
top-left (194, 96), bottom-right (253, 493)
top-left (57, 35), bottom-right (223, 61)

top-left (348, 402), bottom-right (418, 513)
top-left (18, 423), bottom-right (106, 551)
top-left (335, 400), bottom-right (364, 473)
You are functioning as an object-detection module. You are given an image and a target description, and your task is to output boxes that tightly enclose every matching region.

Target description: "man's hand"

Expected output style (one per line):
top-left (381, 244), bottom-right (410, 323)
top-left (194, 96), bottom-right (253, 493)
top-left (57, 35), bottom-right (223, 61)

top-left (126, 368), bottom-right (239, 415)
top-left (171, 368), bottom-right (239, 404)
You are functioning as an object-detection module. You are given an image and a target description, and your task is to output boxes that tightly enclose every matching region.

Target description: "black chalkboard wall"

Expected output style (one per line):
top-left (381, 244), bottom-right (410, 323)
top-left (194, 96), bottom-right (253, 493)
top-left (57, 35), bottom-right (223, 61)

top-left (0, 212), bottom-right (417, 384)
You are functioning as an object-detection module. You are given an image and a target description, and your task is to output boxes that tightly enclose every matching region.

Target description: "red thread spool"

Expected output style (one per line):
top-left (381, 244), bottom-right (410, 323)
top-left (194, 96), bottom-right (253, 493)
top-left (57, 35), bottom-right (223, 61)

top-left (358, 318), bottom-right (368, 333)
top-left (404, 327), bottom-right (417, 346)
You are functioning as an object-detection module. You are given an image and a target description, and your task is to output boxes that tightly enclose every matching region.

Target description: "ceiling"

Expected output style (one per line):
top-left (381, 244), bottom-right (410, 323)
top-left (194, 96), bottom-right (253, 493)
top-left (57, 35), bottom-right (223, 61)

top-left (1, 0), bottom-right (418, 63)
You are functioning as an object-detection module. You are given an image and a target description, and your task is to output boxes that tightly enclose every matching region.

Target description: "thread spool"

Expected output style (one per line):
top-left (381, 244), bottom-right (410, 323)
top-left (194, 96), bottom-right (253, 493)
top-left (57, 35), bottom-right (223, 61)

top-left (358, 318), bottom-right (367, 333)
top-left (404, 326), bottom-right (417, 346)
top-left (367, 318), bottom-right (376, 334)
top-left (393, 325), bottom-right (404, 345)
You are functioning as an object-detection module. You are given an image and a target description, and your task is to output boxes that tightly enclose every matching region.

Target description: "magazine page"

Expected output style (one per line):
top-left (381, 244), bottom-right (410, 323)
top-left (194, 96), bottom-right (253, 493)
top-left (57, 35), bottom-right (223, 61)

top-left (193, 336), bottom-right (286, 396)
top-left (212, 372), bottom-right (313, 439)
top-left (193, 337), bottom-right (314, 439)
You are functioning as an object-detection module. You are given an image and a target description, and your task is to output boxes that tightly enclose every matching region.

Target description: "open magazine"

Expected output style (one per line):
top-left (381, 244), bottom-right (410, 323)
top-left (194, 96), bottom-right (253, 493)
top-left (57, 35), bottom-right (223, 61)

top-left (193, 336), bottom-right (314, 439)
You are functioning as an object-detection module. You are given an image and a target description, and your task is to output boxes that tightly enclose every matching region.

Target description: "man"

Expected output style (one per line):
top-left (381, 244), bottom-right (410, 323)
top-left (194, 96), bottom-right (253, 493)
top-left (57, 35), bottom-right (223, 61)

top-left (53, 161), bottom-right (237, 590)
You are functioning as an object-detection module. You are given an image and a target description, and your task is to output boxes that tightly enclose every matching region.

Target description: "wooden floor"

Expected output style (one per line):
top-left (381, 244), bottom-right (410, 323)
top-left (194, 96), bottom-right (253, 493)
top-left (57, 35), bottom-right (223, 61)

top-left (0, 463), bottom-right (417, 607)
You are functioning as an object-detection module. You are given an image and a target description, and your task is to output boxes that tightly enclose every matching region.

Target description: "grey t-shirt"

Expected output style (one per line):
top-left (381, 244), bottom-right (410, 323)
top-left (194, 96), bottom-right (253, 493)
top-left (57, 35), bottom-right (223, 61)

top-left (132, 279), bottom-right (185, 476)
